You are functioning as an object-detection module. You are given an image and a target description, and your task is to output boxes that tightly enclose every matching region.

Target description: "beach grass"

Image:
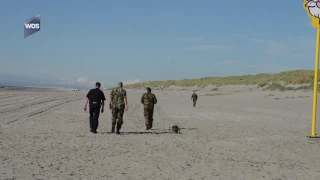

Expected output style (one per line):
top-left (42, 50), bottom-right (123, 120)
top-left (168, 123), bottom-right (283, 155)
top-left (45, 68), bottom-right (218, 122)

top-left (124, 69), bottom-right (317, 89)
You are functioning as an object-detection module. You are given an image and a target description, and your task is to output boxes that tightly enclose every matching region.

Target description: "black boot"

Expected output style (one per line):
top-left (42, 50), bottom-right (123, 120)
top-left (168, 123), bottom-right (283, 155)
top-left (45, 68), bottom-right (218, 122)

top-left (111, 125), bottom-right (115, 133)
top-left (116, 124), bottom-right (121, 134)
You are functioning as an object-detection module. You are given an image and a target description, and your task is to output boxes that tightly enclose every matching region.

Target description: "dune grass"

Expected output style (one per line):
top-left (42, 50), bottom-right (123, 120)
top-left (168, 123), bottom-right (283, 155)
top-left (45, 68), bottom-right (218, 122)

top-left (264, 82), bottom-right (320, 92)
top-left (124, 70), bottom-right (317, 89)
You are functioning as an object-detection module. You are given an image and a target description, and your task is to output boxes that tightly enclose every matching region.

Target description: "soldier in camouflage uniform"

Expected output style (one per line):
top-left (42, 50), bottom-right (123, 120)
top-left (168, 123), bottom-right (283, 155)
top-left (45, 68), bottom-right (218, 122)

top-left (109, 82), bottom-right (128, 134)
top-left (141, 87), bottom-right (157, 130)
top-left (191, 91), bottom-right (198, 107)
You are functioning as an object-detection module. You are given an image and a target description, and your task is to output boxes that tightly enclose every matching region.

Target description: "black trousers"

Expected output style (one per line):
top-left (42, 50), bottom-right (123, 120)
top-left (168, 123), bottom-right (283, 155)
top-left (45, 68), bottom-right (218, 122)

top-left (89, 104), bottom-right (101, 131)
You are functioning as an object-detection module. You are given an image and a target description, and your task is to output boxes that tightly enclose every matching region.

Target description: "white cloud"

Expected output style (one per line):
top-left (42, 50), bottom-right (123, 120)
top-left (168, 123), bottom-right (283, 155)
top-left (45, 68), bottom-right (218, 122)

top-left (77, 77), bottom-right (91, 84)
top-left (123, 79), bottom-right (141, 85)
top-left (220, 60), bottom-right (239, 64)
top-left (185, 45), bottom-right (233, 51)
top-left (57, 77), bottom-right (109, 89)
top-left (158, 12), bottom-right (182, 18)
top-left (177, 36), bottom-right (207, 41)
top-left (247, 64), bottom-right (300, 73)
top-left (252, 38), bottom-right (265, 44)
top-left (264, 40), bottom-right (290, 55)
top-left (75, 77), bottom-right (96, 87)
top-left (253, 38), bottom-right (314, 59)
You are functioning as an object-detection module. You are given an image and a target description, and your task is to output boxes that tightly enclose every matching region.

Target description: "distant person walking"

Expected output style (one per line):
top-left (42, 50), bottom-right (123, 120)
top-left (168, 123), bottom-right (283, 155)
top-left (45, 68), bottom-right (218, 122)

top-left (84, 82), bottom-right (106, 133)
top-left (141, 87), bottom-right (157, 130)
top-left (191, 91), bottom-right (198, 107)
top-left (109, 82), bottom-right (128, 134)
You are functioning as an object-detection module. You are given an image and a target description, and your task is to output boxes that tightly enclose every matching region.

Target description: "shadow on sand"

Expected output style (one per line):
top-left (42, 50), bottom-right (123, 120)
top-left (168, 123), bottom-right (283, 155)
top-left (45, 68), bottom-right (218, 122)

top-left (98, 128), bottom-right (197, 135)
top-left (122, 131), bottom-right (172, 135)
top-left (99, 128), bottom-right (197, 135)
top-left (100, 131), bottom-right (172, 135)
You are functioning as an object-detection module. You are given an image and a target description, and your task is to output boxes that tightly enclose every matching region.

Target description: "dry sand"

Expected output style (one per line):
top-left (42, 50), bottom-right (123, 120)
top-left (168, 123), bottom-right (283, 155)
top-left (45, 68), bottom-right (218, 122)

top-left (0, 87), bottom-right (320, 180)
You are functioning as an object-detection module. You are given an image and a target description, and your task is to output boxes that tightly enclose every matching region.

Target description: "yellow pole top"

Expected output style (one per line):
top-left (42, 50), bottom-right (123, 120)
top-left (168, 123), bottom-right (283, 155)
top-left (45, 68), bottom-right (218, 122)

top-left (303, 0), bottom-right (320, 28)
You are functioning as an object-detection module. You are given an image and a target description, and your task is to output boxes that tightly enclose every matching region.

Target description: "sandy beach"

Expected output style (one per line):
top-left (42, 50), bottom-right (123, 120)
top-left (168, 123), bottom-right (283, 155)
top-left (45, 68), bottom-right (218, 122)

top-left (1, 87), bottom-right (320, 180)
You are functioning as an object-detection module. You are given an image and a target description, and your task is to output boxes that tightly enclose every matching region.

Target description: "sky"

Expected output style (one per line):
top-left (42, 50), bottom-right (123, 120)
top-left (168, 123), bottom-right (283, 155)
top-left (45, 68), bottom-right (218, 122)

top-left (0, 0), bottom-right (317, 89)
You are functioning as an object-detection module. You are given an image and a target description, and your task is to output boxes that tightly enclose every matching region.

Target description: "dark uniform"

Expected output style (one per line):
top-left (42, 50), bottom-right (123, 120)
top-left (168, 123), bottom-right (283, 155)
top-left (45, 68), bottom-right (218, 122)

top-left (141, 89), bottom-right (157, 130)
top-left (86, 88), bottom-right (106, 132)
top-left (191, 92), bottom-right (198, 107)
top-left (110, 87), bottom-right (126, 133)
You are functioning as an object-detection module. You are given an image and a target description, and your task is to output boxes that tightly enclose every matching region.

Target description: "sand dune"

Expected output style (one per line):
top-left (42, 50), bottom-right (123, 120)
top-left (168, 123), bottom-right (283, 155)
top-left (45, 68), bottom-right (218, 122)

top-left (1, 87), bottom-right (320, 179)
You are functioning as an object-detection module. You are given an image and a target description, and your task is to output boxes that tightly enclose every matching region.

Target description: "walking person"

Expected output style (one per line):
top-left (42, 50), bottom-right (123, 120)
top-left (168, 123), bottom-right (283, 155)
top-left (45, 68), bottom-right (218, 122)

top-left (109, 82), bottom-right (128, 134)
top-left (141, 87), bottom-right (157, 130)
top-left (84, 82), bottom-right (106, 133)
top-left (191, 91), bottom-right (198, 107)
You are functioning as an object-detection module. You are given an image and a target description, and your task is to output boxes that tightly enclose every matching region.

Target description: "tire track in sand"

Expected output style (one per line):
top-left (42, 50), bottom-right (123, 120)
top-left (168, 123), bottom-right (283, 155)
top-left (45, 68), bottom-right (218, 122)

top-left (155, 105), bottom-right (176, 128)
top-left (153, 106), bottom-right (219, 166)
top-left (0, 95), bottom-right (18, 100)
top-left (4, 97), bottom-right (83, 126)
top-left (132, 103), bottom-right (144, 129)
top-left (0, 97), bottom-right (62, 114)
top-left (0, 95), bottom-right (48, 108)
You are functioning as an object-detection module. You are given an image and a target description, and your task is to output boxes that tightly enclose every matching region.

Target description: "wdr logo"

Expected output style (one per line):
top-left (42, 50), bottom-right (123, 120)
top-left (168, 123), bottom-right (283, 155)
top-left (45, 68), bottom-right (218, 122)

top-left (24, 14), bottom-right (40, 38)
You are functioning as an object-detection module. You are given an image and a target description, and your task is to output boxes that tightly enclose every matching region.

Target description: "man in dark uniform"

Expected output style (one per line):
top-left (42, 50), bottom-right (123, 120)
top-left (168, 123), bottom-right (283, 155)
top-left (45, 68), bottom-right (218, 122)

top-left (141, 87), bottom-right (157, 130)
top-left (84, 82), bottom-right (106, 133)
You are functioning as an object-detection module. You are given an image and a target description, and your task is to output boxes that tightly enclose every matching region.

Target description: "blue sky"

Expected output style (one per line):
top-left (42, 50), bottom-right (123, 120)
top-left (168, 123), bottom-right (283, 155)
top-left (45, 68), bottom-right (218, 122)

top-left (0, 0), bottom-right (317, 88)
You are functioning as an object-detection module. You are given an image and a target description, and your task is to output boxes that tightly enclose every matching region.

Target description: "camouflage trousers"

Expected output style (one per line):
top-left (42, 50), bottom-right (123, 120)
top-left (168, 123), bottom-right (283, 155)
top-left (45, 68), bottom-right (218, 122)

top-left (111, 106), bottom-right (124, 126)
top-left (144, 108), bottom-right (154, 128)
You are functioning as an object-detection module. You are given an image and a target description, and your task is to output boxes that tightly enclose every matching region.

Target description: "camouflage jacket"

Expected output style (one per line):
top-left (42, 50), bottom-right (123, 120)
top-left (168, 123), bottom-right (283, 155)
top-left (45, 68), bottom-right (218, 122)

top-left (141, 92), bottom-right (157, 109)
top-left (110, 88), bottom-right (126, 108)
top-left (191, 93), bottom-right (198, 100)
